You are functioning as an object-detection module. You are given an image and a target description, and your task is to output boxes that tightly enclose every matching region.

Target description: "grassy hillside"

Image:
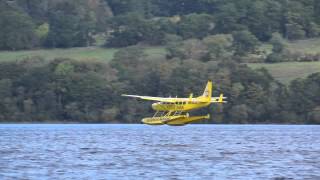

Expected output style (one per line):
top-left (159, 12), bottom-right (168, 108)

top-left (1, 38), bottom-right (320, 85)
top-left (287, 38), bottom-right (320, 54)
top-left (248, 62), bottom-right (320, 84)
top-left (248, 38), bottom-right (320, 84)
top-left (0, 47), bottom-right (166, 62)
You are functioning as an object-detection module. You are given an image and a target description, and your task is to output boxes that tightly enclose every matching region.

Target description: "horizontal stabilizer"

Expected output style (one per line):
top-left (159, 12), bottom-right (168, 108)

top-left (211, 94), bottom-right (227, 103)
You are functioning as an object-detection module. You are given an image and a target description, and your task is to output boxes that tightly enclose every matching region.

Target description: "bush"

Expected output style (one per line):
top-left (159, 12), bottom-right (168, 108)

top-left (266, 52), bottom-right (284, 63)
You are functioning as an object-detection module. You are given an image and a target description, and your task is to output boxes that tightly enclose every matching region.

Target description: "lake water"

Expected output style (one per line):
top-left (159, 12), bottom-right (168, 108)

top-left (0, 124), bottom-right (319, 180)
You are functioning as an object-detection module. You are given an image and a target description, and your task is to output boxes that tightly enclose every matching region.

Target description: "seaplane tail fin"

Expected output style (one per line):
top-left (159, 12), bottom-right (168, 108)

top-left (201, 80), bottom-right (212, 99)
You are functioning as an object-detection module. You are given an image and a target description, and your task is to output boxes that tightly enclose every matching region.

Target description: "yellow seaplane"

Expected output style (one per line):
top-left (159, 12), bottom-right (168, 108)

top-left (122, 81), bottom-right (227, 126)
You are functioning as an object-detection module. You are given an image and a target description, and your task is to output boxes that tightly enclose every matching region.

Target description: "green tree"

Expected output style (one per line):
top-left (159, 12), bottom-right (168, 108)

top-left (177, 13), bottom-right (214, 39)
top-left (245, 0), bottom-right (283, 41)
top-left (54, 61), bottom-right (75, 77)
top-left (306, 22), bottom-right (320, 38)
top-left (308, 107), bottom-right (320, 124)
top-left (214, 2), bottom-right (247, 33)
top-left (270, 32), bottom-right (286, 53)
top-left (232, 30), bottom-right (260, 56)
top-left (266, 33), bottom-right (287, 63)
top-left (229, 104), bottom-right (249, 123)
top-left (110, 46), bottom-right (147, 81)
top-left (0, 9), bottom-right (38, 50)
top-left (107, 0), bottom-right (150, 17)
top-left (285, 23), bottom-right (306, 40)
top-left (106, 14), bottom-right (165, 47)
top-left (203, 34), bottom-right (234, 60)
top-left (166, 39), bottom-right (208, 61)
top-left (46, 1), bottom-right (96, 48)
top-left (35, 23), bottom-right (49, 44)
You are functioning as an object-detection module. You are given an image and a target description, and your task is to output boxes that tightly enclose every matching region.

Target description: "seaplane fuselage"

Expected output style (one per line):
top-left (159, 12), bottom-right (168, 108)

top-left (151, 100), bottom-right (211, 111)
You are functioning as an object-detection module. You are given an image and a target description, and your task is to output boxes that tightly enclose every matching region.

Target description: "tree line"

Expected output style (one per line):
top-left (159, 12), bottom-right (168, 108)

top-left (0, 47), bottom-right (319, 123)
top-left (1, 0), bottom-right (320, 50)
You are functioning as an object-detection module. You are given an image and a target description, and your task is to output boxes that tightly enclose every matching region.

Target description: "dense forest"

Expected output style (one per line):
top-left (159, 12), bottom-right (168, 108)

top-left (0, 0), bottom-right (320, 123)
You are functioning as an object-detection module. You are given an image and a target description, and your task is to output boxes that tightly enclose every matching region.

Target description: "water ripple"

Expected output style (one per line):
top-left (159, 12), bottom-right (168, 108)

top-left (0, 124), bottom-right (319, 179)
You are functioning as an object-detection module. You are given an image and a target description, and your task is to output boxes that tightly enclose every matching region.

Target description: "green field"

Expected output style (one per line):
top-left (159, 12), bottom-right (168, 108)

top-left (0, 46), bottom-right (166, 62)
top-left (248, 61), bottom-right (320, 84)
top-left (287, 38), bottom-right (320, 54)
top-left (259, 37), bottom-right (320, 54)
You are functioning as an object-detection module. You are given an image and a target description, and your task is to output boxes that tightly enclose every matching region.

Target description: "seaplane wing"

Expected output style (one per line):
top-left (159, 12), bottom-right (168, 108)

top-left (122, 94), bottom-right (182, 102)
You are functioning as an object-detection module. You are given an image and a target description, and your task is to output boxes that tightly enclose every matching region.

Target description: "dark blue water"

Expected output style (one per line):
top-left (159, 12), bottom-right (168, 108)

top-left (0, 124), bottom-right (319, 180)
